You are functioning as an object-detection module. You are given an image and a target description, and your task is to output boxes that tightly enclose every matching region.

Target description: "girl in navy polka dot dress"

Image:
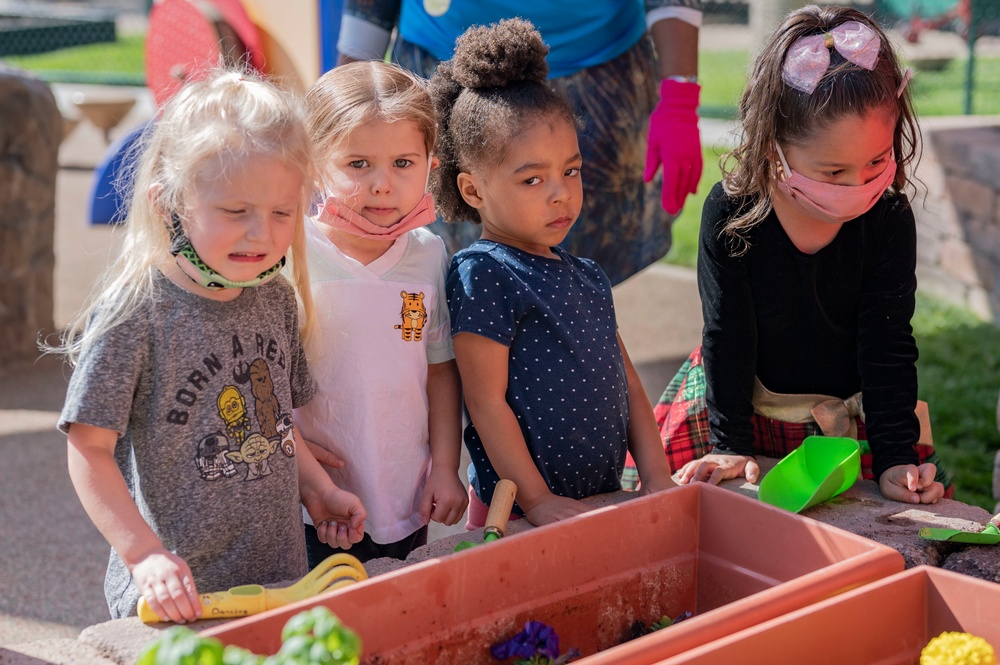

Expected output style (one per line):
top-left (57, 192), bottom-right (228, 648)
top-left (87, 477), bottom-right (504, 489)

top-left (429, 19), bottom-right (677, 528)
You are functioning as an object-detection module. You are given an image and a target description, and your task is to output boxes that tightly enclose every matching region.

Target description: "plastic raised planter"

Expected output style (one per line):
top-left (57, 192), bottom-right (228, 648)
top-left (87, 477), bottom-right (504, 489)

top-left (654, 565), bottom-right (1000, 665)
top-left (201, 483), bottom-right (904, 664)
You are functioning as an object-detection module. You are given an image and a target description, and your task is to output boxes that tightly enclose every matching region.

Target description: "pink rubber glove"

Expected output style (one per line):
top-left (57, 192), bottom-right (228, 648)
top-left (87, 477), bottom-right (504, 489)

top-left (643, 78), bottom-right (703, 215)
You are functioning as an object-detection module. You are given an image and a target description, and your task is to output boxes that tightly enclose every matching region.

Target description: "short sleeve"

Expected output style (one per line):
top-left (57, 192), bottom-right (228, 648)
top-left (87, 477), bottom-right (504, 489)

top-left (424, 235), bottom-right (456, 365)
top-left (59, 310), bottom-right (148, 436)
top-left (281, 283), bottom-right (316, 410)
top-left (447, 253), bottom-right (522, 348)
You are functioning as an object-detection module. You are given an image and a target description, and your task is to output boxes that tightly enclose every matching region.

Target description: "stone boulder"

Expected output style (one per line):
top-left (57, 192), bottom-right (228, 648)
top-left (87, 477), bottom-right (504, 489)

top-left (0, 67), bottom-right (60, 370)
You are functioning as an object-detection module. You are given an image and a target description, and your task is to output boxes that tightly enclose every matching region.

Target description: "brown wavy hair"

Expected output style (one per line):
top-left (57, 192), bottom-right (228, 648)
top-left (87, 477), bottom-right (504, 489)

top-left (721, 5), bottom-right (920, 253)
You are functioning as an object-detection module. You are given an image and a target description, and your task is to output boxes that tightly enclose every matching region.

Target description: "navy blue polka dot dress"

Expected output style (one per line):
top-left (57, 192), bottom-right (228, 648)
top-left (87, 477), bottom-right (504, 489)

top-left (447, 240), bottom-right (629, 514)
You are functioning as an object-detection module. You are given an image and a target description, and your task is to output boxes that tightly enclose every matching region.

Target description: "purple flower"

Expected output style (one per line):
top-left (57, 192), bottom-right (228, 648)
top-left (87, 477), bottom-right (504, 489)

top-left (490, 621), bottom-right (562, 662)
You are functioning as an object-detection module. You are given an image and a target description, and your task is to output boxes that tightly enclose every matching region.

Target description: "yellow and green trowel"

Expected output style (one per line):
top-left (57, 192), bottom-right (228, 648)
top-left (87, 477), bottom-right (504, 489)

top-left (919, 512), bottom-right (1000, 545)
top-left (137, 553), bottom-right (367, 623)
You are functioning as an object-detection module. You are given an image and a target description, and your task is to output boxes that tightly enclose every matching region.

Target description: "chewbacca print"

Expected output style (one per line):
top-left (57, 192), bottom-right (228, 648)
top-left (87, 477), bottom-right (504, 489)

top-left (249, 358), bottom-right (284, 441)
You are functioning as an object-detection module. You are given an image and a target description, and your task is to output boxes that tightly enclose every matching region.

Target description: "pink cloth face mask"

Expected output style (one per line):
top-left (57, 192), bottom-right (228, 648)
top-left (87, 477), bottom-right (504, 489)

top-left (316, 191), bottom-right (437, 240)
top-left (774, 143), bottom-right (896, 224)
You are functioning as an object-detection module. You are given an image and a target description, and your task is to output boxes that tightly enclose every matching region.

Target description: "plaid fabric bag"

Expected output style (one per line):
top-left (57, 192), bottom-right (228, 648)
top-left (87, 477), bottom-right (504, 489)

top-left (622, 346), bottom-right (953, 496)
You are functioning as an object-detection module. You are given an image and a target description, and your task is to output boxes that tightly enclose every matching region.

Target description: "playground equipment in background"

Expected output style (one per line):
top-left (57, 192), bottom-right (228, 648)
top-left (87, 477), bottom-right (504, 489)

top-left (883, 0), bottom-right (973, 43)
top-left (144, 0), bottom-right (341, 107)
top-left (90, 0), bottom-right (342, 224)
top-left (71, 91), bottom-right (136, 144)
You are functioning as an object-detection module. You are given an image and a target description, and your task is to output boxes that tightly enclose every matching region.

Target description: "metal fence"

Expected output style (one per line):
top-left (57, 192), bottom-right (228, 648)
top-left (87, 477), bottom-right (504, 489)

top-left (874, 0), bottom-right (1000, 115)
top-left (0, 0), bottom-right (146, 85)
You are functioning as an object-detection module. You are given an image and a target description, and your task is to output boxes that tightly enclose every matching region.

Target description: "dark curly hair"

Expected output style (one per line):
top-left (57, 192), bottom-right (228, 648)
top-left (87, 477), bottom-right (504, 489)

top-left (428, 18), bottom-right (577, 224)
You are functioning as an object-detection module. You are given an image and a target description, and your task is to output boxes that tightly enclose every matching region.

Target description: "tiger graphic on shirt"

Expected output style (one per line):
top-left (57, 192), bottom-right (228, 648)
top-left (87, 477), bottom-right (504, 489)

top-left (393, 291), bottom-right (427, 342)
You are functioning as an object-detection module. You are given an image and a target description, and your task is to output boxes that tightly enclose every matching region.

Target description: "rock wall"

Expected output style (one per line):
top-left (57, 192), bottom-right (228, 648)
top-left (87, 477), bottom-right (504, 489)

top-left (912, 116), bottom-right (1000, 322)
top-left (0, 67), bottom-right (60, 370)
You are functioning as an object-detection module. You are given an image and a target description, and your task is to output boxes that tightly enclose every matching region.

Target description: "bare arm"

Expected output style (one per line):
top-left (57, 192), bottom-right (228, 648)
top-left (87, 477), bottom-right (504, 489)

top-left (649, 17), bottom-right (699, 79)
top-left (66, 422), bottom-right (201, 622)
top-left (427, 359), bottom-right (463, 475)
top-left (421, 359), bottom-right (468, 525)
top-left (295, 424), bottom-right (366, 548)
top-left (453, 333), bottom-right (587, 525)
top-left (618, 335), bottom-right (677, 492)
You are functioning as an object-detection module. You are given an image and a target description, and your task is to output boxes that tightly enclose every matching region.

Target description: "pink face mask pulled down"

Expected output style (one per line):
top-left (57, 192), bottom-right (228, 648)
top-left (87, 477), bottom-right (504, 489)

top-left (316, 192), bottom-right (437, 240)
top-left (775, 143), bottom-right (897, 224)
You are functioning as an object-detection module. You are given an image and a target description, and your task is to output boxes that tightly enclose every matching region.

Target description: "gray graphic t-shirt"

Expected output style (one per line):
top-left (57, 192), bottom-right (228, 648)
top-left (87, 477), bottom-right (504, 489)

top-left (59, 272), bottom-right (316, 618)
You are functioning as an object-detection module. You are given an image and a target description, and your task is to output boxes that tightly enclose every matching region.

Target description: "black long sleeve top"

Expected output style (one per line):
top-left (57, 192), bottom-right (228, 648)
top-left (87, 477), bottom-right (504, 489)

top-left (698, 182), bottom-right (920, 480)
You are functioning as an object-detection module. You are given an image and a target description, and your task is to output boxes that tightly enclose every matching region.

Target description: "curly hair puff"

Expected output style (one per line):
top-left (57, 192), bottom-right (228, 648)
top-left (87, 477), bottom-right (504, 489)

top-left (429, 18), bottom-right (576, 225)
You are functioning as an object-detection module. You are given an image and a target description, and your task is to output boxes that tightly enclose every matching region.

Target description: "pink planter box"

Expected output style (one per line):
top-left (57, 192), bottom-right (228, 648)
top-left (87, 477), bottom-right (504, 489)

top-left (655, 565), bottom-right (1000, 665)
top-left (202, 483), bottom-right (903, 664)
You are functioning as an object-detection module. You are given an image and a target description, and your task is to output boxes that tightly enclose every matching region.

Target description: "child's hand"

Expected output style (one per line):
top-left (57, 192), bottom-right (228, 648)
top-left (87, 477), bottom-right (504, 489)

top-left (878, 463), bottom-right (944, 505)
top-left (130, 549), bottom-right (202, 624)
top-left (523, 494), bottom-right (589, 527)
top-left (304, 440), bottom-right (346, 471)
top-left (420, 468), bottom-right (469, 526)
top-left (638, 474), bottom-right (679, 495)
top-left (307, 486), bottom-right (367, 550)
top-left (675, 454), bottom-right (760, 485)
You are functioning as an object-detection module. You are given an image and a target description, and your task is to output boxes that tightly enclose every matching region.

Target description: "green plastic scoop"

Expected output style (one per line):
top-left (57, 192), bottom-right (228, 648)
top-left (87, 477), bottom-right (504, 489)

top-left (758, 436), bottom-right (861, 513)
top-left (919, 513), bottom-right (1000, 545)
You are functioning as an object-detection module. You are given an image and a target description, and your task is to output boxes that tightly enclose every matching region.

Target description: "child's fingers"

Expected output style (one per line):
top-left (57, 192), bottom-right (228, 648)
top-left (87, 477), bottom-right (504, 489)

top-left (350, 503), bottom-right (367, 529)
top-left (307, 442), bottom-right (346, 469)
top-left (879, 471), bottom-right (920, 504)
top-left (149, 580), bottom-right (195, 624)
top-left (142, 590), bottom-right (168, 623)
top-left (182, 575), bottom-right (202, 619)
top-left (916, 482), bottom-right (944, 504)
top-left (918, 463), bottom-right (938, 486)
top-left (336, 522), bottom-right (363, 549)
top-left (675, 460), bottom-right (701, 484)
top-left (439, 503), bottom-right (465, 526)
top-left (316, 520), bottom-right (332, 546)
top-left (707, 465), bottom-right (729, 486)
top-left (418, 490), bottom-right (435, 523)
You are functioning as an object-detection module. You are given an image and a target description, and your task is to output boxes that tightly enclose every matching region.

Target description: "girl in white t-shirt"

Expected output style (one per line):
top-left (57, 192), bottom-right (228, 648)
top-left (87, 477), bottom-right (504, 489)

top-left (294, 61), bottom-right (468, 563)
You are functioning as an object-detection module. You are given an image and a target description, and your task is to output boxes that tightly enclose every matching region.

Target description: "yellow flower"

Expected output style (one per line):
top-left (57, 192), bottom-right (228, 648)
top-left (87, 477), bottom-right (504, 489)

top-left (921, 632), bottom-right (997, 665)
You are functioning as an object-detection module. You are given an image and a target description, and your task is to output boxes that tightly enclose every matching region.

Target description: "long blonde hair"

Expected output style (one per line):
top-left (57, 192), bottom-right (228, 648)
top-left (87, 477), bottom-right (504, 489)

top-left (49, 69), bottom-right (317, 363)
top-left (304, 61), bottom-right (437, 197)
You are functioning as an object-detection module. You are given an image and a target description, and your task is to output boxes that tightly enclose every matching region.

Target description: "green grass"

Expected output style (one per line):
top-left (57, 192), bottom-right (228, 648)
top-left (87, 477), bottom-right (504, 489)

top-left (695, 49), bottom-right (1000, 119)
top-left (665, 146), bottom-right (726, 268)
top-left (8, 37), bottom-right (999, 116)
top-left (697, 49), bottom-right (749, 118)
top-left (913, 293), bottom-right (1000, 510)
top-left (1, 34), bottom-right (145, 85)
top-left (908, 57), bottom-right (1000, 116)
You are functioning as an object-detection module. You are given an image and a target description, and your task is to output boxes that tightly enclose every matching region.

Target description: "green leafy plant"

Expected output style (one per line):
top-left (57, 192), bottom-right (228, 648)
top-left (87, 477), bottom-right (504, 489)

top-left (649, 610), bottom-right (693, 632)
top-left (626, 610), bottom-right (694, 642)
top-left (134, 607), bottom-right (361, 665)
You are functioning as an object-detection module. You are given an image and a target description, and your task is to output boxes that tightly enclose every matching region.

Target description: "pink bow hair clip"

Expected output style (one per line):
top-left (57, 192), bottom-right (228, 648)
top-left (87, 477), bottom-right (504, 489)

top-left (782, 20), bottom-right (881, 94)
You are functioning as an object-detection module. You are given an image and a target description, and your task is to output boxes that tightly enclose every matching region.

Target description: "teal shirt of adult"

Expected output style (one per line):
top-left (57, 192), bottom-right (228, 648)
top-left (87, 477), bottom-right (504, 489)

top-left (398, 0), bottom-right (645, 78)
